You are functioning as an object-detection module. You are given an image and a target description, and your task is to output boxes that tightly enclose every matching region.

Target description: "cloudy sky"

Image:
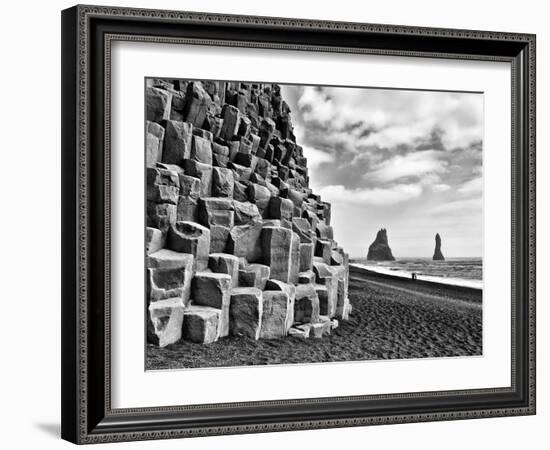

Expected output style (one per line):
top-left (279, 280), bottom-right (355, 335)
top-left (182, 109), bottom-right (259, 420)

top-left (280, 84), bottom-right (484, 258)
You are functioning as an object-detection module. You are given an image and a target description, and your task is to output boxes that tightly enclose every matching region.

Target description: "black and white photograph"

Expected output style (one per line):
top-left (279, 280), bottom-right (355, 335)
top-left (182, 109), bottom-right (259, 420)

top-left (145, 78), bottom-right (483, 370)
top-left (53, 2), bottom-right (538, 445)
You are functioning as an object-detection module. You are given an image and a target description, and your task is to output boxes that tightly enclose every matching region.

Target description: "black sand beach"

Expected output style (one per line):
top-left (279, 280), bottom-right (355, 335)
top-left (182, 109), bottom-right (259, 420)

top-left (146, 268), bottom-right (482, 370)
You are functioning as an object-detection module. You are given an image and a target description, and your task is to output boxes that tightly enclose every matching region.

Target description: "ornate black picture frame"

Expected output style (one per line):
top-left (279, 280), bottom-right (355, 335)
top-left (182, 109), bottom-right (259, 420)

top-left (61, 4), bottom-right (536, 444)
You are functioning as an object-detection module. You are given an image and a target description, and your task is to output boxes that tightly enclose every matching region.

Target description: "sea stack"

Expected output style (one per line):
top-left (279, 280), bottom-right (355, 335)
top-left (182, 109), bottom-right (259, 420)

top-left (367, 228), bottom-right (395, 261)
top-left (433, 233), bottom-right (445, 261)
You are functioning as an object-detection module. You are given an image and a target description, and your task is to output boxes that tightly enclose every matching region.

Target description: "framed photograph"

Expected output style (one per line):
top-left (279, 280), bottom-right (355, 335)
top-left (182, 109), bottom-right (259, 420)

top-left (61, 5), bottom-right (536, 444)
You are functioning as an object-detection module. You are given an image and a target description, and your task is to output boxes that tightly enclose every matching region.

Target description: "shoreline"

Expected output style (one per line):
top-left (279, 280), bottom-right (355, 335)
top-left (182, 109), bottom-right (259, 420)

top-left (350, 263), bottom-right (483, 292)
top-left (350, 266), bottom-right (482, 305)
top-left (146, 269), bottom-right (482, 370)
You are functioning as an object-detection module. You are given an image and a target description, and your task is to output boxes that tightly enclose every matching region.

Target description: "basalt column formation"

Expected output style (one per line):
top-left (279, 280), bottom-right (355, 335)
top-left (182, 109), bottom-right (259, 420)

top-left (145, 79), bottom-right (352, 346)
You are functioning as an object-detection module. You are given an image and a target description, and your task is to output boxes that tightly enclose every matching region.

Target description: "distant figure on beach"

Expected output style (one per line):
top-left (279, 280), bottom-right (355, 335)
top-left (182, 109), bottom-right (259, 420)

top-left (411, 272), bottom-right (417, 280)
top-left (433, 233), bottom-right (445, 261)
top-left (367, 228), bottom-right (395, 261)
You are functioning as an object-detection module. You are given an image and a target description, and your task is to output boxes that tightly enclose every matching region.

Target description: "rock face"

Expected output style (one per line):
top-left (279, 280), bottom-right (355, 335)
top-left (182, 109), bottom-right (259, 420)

top-left (433, 233), bottom-right (445, 261)
top-left (259, 291), bottom-right (292, 339)
top-left (147, 298), bottom-right (185, 347)
top-left (229, 288), bottom-right (263, 339)
top-left (145, 78), bottom-right (352, 346)
top-left (182, 305), bottom-right (220, 344)
top-left (366, 228), bottom-right (395, 261)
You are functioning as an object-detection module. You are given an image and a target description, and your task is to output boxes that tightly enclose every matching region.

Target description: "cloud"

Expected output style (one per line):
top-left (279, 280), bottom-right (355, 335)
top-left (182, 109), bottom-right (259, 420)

top-left (430, 198), bottom-right (482, 215)
top-left (297, 87), bottom-right (335, 123)
top-left (296, 86), bottom-right (483, 151)
top-left (301, 145), bottom-right (334, 170)
top-left (458, 177), bottom-right (483, 196)
top-left (317, 184), bottom-right (422, 206)
top-left (368, 150), bottom-right (448, 183)
top-left (289, 85), bottom-right (484, 198)
top-left (431, 184), bottom-right (451, 192)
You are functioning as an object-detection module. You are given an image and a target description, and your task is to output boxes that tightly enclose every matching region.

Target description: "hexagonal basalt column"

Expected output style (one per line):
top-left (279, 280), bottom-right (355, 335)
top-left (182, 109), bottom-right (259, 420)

top-left (229, 287), bottom-right (263, 339)
top-left (168, 221), bottom-right (210, 271)
top-left (192, 272), bottom-right (232, 337)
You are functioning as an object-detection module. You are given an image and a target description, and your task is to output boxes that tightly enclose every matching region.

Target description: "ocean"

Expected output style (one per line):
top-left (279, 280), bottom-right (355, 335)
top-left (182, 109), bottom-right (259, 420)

top-left (350, 257), bottom-right (483, 289)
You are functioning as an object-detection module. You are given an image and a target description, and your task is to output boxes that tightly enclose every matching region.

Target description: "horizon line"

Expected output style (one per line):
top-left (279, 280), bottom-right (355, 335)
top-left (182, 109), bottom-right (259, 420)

top-left (349, 256), bottom-right (483, 259)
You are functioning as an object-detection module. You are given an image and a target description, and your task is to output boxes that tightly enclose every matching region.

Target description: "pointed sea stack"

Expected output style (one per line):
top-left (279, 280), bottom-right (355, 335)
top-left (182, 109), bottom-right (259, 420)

top-left (367, 228), bottom-right (395, 261)
top-left (433, 233), bottom-right (445, 261)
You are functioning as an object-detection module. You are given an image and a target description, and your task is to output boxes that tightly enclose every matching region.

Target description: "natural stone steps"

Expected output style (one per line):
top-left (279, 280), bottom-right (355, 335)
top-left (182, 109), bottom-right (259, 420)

top-left (145, 79), bottom-right (352, 346)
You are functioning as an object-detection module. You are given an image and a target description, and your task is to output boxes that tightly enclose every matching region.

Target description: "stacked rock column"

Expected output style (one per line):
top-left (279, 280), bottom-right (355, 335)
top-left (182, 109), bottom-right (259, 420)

top-left (145, 79), bottom-right (352, 346)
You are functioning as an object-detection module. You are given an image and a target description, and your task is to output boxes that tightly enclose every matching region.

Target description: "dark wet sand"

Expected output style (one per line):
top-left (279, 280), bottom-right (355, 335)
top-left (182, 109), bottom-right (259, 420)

top-left (146, 270), bottom-right (482, 370)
